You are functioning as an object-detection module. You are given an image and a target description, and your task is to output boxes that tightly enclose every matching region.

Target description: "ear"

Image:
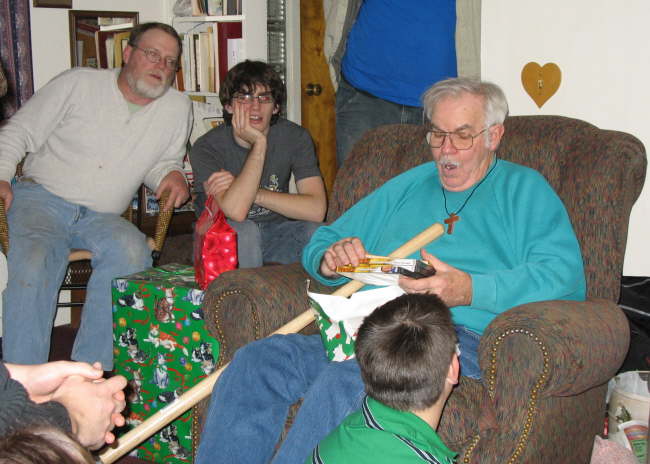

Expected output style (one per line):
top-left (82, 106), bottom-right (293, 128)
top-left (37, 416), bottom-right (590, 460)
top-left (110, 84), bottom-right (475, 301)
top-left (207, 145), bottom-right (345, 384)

top-left (447, 353), bottom-right (460, 386)
top-left (122, 45), bottom-right (134, 66)
top-left (224, 103), bottom-right (233, 114)
top-left (273, 103), bottom-right (279, 115)
top-left (487, 123), bottom-right (505, 152)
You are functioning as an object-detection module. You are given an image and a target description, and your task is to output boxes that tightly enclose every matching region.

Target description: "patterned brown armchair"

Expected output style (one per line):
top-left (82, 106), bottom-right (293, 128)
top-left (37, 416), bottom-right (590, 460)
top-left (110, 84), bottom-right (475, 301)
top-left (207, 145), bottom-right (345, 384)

top-left (197, 116), bottom-right (646, 463)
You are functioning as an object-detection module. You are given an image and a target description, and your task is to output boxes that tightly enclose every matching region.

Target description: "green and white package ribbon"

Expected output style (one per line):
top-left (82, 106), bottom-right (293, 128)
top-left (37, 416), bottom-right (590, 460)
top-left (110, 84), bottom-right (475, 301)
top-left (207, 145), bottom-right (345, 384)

top-left (308, 285), bottom-right (405, 362)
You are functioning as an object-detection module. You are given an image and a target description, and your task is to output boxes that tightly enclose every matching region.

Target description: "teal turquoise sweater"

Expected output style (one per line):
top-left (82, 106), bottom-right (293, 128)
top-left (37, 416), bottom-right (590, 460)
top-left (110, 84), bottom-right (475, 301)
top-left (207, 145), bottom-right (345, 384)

top-left (302, 160), bottom-right (586, 335)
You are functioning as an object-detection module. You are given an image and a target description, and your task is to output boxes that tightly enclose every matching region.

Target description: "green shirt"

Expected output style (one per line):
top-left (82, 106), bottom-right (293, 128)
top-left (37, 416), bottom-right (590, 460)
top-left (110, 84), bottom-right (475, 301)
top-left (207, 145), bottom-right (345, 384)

top-left (306, 396), bottom-right (457, 464)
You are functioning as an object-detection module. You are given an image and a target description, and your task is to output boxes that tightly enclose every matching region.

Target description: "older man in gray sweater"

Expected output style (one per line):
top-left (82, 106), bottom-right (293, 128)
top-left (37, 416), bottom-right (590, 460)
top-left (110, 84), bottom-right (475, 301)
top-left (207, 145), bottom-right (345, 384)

top-left (0, 22), bottom-right (192, 370)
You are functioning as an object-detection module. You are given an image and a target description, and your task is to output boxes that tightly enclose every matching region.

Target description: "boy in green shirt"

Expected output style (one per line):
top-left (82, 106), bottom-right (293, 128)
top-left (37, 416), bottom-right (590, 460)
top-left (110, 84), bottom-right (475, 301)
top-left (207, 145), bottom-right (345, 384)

top-left (307, 293), bottom-right (459, 464)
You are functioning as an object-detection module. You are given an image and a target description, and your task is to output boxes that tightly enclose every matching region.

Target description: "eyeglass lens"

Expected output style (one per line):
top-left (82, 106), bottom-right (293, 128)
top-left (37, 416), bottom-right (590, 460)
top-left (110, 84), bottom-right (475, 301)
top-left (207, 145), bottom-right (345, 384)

top-left (428, 133), bottom-right (473, 150)
top-left (234, 94), bottom-right (274, 104)
top-left (427, 128), bottom-right (487, 150)
top-left (141, 48), bottom-right (177, 69)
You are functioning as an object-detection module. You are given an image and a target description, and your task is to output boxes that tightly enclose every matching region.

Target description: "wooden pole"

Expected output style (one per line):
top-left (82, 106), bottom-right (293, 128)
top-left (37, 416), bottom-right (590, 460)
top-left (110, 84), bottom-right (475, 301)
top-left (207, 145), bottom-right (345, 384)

top-left (99, 223), bottom-right (445, 463)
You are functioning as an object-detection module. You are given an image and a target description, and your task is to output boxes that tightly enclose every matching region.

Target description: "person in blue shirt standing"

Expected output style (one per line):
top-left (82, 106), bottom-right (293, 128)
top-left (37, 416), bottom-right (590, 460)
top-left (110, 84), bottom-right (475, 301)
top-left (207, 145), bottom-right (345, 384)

top-left (325, 0), bottom-right (480, 166)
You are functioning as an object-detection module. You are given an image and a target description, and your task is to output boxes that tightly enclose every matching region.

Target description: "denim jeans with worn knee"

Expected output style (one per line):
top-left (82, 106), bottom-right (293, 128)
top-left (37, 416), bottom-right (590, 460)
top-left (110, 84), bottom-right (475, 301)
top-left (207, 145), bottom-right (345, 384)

top-left (227, 218), bottom-right (321, 268)
top-left (196, 327), bottom-right (481, 464)
top-left (336, 76), bottom-right (425, 167)
top-left (2, 182), bottom-right (151, 369)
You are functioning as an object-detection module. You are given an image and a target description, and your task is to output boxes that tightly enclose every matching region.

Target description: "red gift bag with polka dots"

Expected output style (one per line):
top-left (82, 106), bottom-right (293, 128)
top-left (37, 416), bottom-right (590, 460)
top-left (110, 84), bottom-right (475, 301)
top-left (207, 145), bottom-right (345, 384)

top-left (193, 196), bottom-right (238, 289)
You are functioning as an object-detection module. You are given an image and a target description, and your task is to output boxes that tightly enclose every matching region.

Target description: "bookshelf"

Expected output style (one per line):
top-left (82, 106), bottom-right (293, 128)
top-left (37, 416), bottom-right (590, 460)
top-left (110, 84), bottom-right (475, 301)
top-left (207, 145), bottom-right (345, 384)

top-left (165, 0), bottom-right (300, 122)
top-left (171, 6), bottom-right (267, 102)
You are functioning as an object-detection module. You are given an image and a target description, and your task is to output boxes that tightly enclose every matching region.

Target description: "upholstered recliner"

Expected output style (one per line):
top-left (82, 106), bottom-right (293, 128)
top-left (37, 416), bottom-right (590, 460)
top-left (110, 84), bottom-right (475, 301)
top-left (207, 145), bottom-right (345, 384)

top-left (195, 116), bottom-right (646, 463)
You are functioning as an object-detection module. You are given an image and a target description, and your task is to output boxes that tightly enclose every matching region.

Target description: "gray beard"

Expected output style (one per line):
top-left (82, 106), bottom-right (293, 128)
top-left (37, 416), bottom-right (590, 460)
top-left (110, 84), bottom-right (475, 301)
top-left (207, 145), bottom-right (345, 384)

top-left (126, 73), bottom-right (169, 100)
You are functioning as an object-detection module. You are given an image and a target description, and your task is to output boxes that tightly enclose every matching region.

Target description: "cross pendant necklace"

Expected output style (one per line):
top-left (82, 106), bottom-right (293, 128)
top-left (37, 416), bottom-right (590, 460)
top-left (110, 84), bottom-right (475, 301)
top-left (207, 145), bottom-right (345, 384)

top-left (442, 158), bottom-right (498, 234)
top-left (444, 212), bottom-right (460, 234)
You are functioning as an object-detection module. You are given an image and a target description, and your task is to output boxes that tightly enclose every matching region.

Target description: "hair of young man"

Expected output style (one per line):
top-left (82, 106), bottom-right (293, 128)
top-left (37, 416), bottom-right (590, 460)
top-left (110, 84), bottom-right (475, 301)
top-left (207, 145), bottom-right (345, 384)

top-left (421, 77), bottom-right (509, 133)
top-left (355, 293), bottom-right (457, 412)
top-left (219, 60), bottom-right (286, 126)
top-left (128, 22), bottom-right (183, 59)
top-left (0, 425), bottom-right (94, 464)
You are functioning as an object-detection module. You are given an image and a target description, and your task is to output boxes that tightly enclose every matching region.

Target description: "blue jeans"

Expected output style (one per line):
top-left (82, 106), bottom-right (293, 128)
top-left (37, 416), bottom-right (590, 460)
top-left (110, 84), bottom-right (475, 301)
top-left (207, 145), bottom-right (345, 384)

top-left (227, 218), bottom-right (321, 268)
top-left (336, 76), bottom-right (425, 167)
top-left (196, 327), bottom-right (481, 464)
top-left (2, 182), bottom-right (151, 369)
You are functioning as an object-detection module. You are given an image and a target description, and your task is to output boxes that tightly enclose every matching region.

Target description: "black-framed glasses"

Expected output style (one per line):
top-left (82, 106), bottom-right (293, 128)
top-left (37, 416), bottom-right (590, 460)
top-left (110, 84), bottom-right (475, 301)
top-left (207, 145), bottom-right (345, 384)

top-left (133, 46), bottom-right (178, 70)
top-left (426, 127), bottom-right (489, 150)
top-left (232, 93), bottom-right (275, 105)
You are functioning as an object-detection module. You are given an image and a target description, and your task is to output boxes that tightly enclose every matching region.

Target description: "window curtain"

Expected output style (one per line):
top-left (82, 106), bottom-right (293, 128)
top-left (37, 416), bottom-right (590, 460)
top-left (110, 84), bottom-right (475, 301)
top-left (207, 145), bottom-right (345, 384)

top-left (0, 0), bottom-right (34, 120)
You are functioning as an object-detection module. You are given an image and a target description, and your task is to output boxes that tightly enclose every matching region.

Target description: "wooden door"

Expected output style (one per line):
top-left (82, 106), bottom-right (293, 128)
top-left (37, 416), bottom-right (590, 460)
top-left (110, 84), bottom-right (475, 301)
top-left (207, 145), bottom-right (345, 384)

top-left (300, 0), bottom-right (337, 195)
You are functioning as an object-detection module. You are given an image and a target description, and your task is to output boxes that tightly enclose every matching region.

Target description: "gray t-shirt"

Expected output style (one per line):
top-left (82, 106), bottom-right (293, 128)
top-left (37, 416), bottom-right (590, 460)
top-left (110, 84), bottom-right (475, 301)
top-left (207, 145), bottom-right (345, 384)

top-left (190, 118), bottom-right (322, 222)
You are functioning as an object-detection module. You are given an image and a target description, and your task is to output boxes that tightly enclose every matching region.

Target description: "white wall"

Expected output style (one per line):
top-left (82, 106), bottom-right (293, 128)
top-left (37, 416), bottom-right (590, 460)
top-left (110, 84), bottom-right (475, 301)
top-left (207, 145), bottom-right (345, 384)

top-left (30, 0), bottom-right (165, 89)
top-left (482, 1), bottom-right (649, 276)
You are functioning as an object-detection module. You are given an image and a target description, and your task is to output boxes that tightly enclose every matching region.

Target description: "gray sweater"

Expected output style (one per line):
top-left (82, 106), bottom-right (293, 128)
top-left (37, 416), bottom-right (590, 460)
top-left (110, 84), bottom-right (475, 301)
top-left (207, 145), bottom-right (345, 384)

top-left (0, 67), bottom-right (192, 214)
top-left (0, 362), bottom-right (71, 437)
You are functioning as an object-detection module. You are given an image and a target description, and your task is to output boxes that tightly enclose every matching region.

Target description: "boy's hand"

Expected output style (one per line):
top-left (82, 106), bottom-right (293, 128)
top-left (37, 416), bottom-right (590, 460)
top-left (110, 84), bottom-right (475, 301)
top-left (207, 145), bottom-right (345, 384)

top-left (232, 101), bottom-right (265, 147)
top-left (205, 169), bottom-right (235, 197)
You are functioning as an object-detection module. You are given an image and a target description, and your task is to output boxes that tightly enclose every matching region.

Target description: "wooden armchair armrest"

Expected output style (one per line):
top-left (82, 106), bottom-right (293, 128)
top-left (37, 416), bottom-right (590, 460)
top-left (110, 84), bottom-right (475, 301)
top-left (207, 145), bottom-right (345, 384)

top-left (150, 191), bottom-right (173, 261)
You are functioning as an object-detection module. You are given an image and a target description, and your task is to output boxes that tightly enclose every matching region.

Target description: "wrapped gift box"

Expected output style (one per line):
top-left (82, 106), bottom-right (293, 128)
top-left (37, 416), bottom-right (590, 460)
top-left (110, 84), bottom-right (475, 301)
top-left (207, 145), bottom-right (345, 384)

top-left (112, 264), bottom-right (219, 463)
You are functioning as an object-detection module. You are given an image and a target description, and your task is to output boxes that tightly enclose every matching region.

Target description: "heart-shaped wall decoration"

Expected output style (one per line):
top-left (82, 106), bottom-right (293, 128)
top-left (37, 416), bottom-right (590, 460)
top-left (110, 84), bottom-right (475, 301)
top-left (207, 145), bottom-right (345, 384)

top-left (521, 62), bottom-right (562, 108)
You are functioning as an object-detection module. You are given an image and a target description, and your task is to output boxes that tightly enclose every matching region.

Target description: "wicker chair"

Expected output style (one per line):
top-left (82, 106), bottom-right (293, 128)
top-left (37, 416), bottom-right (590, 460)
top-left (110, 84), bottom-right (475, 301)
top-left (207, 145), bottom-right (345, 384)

top-left (0, 182), bottom-right (173, 327)
top-left (195, 116), bottom-right (646, 462)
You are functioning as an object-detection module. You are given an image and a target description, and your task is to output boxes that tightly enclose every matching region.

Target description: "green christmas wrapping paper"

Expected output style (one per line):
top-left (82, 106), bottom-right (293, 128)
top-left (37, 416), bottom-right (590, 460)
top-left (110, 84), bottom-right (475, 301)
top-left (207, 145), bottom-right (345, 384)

top-left (308, 285), bottom-right (405, 362)
top-left (112, 264), bottom-right (219, 463)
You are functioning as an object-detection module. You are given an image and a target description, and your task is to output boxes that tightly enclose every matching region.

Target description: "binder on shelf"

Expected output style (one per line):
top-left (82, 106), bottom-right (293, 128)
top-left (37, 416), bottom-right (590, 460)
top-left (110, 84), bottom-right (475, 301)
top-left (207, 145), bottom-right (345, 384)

top-left (216, 22), bottom-right (242, 83)
top-left (190, 34), bottom-right (198, 92)
top-left (175, 66), bottom-right (185, 92)
top-left (206, 0), bottom-right (223, 16)
top-left (206, 26), bottom-right (216, 93)
top-left (113, 30), bottom-right (131, 68)
top-left (223, 0), bottom-right (242, 15)
top-left (191, 0), bottom-right (205, 16)
top-left (94, 28), bottom-right (132, 69)
top-left (198, 31), bottom-right (211, 92)
top-left (94, 30), bottom-right (113, 69)
top-left (181, 33), bottom-right (193, 91)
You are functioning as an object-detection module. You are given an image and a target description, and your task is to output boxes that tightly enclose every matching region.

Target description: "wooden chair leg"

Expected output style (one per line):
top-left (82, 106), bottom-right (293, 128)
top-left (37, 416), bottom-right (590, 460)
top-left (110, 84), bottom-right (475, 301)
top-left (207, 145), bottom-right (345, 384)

top-left (70, 290), bottom-right (85, 328)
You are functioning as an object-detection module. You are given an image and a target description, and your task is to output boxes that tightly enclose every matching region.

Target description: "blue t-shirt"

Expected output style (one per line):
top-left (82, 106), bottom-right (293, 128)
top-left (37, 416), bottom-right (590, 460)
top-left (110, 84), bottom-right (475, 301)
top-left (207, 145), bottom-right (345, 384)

top-left (342, 0), bottom-right (457, 107)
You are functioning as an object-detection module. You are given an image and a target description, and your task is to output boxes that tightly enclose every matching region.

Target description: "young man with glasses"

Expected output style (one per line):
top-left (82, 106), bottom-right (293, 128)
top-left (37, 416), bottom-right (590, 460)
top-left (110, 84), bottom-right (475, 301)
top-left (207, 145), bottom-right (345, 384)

top-left (0, 22), bottom-right (192, 370)
top-left (190, 60), bottom-right (326, 268)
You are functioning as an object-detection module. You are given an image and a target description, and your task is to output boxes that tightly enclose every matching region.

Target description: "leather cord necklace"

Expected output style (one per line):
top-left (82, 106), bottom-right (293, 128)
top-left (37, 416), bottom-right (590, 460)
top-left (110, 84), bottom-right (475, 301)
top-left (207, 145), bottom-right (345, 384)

top-left (442, 157), bottom-right (498, 234)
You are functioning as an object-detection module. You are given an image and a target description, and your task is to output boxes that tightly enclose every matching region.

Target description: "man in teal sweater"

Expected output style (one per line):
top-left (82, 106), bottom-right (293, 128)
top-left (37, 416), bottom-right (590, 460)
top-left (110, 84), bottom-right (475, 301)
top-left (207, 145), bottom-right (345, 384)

top-left (196, 77), bottom-right (585, 464)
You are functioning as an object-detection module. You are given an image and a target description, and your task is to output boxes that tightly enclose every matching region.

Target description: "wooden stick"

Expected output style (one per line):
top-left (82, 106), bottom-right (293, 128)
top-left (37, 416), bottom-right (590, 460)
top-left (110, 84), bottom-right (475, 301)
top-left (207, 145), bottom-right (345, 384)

top-left (98, 223), bottom-right (444, 463)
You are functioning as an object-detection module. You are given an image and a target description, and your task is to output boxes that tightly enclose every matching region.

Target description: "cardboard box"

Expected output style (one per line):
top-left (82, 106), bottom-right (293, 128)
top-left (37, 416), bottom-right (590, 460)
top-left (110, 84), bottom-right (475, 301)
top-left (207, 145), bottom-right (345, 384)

top-left (112, 264), bottom-right (219, 463)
